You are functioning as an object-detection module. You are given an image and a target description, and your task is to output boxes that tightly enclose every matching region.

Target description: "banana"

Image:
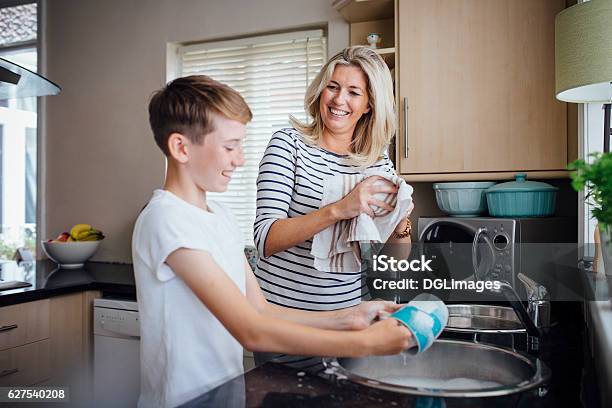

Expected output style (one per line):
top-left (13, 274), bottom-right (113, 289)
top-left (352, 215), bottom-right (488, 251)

top-left (79, 230), bottom-right (104, 241)
top-left (76, 229), bottom-right (94, 240)
top-left (70, 224), bottom-right (92, 240)
top-left (79, 234), bottom-right (104, 241)
top-left (68, 224), bottom-right (105, 241)
top-left (89, 228), bottom-right (103, 236)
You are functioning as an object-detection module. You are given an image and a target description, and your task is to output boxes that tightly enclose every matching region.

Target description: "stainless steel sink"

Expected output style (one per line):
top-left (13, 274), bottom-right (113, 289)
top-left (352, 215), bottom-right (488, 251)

top-left (323, 339), bottom-right (550, 397)
top-left (445, 304), bottom-right (525, 333)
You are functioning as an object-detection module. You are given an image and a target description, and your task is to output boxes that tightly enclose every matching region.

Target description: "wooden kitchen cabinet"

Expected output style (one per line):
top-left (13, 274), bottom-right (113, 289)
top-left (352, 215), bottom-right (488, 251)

top-left (0, 300), bottom-right (51, 385)
top-left (49, 292), bottom-right (95, 384)
top-left (396, 0), bottom-right (569, 180)
top-left (0, 291), bottom-right (100, 391)
top-left (0, 339), bottom-right (50, 386)
top-left (0, 299), bottom-right (50, 351)
top-left (333, 0), bottom-right (396, 69)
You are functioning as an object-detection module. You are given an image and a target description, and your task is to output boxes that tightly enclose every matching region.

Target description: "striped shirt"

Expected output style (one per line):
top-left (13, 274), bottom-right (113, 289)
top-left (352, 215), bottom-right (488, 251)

top-left (253, 128), bottom-right (396, 311)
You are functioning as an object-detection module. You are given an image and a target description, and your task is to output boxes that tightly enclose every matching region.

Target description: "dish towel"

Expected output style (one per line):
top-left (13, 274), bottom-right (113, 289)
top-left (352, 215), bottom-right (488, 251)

top-left (311, 170), bottom-right (414, 273)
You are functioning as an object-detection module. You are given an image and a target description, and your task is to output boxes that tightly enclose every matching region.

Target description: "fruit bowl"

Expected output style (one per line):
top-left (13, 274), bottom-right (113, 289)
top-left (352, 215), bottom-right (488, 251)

top-left (41, 240), bottom-right (102, 269)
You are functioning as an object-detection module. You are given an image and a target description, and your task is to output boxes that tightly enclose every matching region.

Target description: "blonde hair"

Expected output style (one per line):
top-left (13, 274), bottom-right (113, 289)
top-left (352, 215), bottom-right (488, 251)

top-left (290, 46), bottom-right (396, 168)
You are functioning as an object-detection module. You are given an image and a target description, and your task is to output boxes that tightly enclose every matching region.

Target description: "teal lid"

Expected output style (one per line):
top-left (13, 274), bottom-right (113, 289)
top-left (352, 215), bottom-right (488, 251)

top-left (486, 173), bottom-right (558, 193)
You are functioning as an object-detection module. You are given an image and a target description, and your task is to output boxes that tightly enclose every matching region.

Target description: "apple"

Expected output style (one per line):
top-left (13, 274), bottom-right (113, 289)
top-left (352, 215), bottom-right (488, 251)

top-left (56, 232), bottom-right (70, 242)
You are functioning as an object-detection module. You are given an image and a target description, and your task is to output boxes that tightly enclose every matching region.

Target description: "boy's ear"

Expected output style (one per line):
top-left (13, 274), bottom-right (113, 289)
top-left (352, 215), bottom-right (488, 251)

top-left (167, 133), bottom-right (189, 163)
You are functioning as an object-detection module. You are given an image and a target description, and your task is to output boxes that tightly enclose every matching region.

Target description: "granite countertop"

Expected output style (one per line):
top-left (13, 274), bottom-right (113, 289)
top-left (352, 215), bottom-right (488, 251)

top-left (0, 247), bottom-right (257, 307)
top-left (182, 303), bottom-right (590, 408)
top-left (181, 360), bottom-right (566, 408)
top-left (179, 297), bottom-right (591, 407)
top-left (0, 260), bottom-right (135, 306)
top-left (2, 259), bottom-right (603, 406)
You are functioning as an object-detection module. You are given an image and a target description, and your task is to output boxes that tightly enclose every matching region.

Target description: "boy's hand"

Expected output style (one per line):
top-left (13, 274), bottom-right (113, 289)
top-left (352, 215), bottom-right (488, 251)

top-left (340, 301), bottom-right (402, 330)
top-left (363, 318), bottom-right (413, 355)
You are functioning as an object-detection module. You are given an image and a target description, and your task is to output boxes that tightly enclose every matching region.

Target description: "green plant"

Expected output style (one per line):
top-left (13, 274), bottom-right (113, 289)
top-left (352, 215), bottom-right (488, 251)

top-left (0, 226), bottom-right (37, 260)
top-left (0, 240), bottom-right (18, 259)
top-left (569, 152), bottom-right (612, 228)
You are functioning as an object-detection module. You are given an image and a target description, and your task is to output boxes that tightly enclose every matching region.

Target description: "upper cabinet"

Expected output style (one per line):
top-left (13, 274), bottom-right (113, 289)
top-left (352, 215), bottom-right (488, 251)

top-left (336, 0), bottom-right (574, 181)
top-left (333, 0), bottom-right (396, 69)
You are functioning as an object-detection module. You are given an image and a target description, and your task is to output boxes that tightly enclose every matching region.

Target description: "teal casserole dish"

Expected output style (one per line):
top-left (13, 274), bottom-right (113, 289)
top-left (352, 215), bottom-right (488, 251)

top-left (486, 174), bottom-right (557, 217)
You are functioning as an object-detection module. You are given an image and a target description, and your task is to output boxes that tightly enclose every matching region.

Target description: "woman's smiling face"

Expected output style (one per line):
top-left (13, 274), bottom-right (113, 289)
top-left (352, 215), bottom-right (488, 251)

top-left (319, 64), bottom-right (371, 138)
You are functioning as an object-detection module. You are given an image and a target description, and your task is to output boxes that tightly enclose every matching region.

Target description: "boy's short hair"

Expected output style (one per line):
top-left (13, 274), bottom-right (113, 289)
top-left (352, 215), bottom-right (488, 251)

top-left (148, 75), bottom-right (252, 156)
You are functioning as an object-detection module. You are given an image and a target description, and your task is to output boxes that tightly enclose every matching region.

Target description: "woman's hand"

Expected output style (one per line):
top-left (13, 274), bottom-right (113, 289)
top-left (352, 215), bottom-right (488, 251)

top-left (331, 175), bottom-right (398, 220)
top-left (338, 300), bottom-right (403, 330)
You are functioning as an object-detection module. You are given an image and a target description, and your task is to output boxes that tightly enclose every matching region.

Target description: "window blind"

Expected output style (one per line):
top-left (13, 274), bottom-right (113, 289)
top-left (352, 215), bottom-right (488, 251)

top-left (177, 30), bottom-right (327, 245)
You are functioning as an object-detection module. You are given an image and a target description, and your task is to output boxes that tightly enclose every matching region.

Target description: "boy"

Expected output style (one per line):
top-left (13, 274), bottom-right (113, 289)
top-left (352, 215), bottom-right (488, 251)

top-left (132, 75), bottom-right (411, 407)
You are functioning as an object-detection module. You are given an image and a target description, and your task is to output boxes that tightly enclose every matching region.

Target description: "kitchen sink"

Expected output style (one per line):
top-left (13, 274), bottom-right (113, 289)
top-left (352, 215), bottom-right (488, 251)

top-left (445, 304), bottom-right (525, 333)
top-left (323, 339), bottom-right (550, 398)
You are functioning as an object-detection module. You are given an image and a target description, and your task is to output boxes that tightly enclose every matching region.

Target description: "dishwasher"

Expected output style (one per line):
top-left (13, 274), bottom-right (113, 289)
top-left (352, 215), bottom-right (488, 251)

top-left (93, 298), bottom-right (140, 407)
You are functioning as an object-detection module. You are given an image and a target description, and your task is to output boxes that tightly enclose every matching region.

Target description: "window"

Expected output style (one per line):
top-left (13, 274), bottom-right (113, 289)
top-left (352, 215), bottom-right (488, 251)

top-left (175, 30), bottom-right (326, 245)
top-left (0, 1), bottom-right (37, 258)
top-left (582, 103), bottom-right (605, 248)
top-left (25, 127), bottom-right (36, 224)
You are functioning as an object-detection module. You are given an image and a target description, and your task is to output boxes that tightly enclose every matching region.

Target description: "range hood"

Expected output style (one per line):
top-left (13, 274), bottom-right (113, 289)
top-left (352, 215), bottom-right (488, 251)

top-left (0, 57), bottom-right (60, 100)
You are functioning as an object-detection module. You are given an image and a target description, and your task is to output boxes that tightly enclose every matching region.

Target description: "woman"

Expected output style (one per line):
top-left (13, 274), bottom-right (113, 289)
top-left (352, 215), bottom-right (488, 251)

top-left (253, 46), bottom-right (413, 363)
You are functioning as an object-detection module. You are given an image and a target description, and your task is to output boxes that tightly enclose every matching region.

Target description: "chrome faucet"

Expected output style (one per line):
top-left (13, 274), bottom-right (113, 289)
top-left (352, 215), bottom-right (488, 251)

top-left (471, 228), bottom-right (550, 351)
top-left (496, 274), bottom-right (550, 352)
top-left (517, 273), bottom-right (551, 332)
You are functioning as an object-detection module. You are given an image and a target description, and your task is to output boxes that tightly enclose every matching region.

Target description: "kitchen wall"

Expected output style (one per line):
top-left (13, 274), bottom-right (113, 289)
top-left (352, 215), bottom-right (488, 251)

top-left (42, 0), bottom-right (349, 262)
top-left (41, 0), bottom-right (578, 262)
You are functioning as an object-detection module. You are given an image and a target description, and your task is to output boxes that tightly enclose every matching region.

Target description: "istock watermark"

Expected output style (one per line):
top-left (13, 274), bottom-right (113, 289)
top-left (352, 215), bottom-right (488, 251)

top-left (371, 278), bottom-right (501, 293)
top-left (361, 242), bottom-right (609, 303)
top-left (372, 254), bottom-right (433, 272)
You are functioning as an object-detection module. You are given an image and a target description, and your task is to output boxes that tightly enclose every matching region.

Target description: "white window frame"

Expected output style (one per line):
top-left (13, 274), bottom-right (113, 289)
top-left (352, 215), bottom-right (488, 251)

top-left (0, 0), bottom-right (41, 257)
top-left (579, 103), bottom-right (605, 247)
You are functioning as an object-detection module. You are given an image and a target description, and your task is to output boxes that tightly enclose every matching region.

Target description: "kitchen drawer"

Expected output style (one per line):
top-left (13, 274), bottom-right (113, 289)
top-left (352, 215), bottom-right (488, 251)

top-left (0, 300), bottom-right (50, 351)
top-left (0, 339), bottom-right (51, 386)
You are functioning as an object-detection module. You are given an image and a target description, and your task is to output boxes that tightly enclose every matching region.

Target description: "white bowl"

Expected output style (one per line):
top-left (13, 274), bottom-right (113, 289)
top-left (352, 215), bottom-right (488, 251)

top-left (433, 182), bottom-right (496, 217)
top-left (41, 240), bottom-right (102, 268)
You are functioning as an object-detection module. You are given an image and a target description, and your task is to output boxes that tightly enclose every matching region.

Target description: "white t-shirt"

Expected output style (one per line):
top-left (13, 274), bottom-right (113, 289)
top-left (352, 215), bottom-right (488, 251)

top-left (132, 189), bottom-right (245, 408)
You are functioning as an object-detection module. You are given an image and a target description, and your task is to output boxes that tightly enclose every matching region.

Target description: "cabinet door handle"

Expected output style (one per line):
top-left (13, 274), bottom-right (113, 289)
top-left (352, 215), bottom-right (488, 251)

top-left (403, 97), bottom-right (409, 158)
top-left (0, 368), bottom-right (18, 378)
top-left (0, 324), bottom-right (17, 332)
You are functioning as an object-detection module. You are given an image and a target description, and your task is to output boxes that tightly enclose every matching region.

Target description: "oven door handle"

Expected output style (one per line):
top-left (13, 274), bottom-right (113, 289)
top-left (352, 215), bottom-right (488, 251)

top-left (472, 227), bottom-right (495, 281)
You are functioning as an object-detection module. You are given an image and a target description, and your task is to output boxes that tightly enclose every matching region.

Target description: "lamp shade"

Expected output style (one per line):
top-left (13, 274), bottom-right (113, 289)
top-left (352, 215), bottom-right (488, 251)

top-left (555, 0), bottom-right (612, 103)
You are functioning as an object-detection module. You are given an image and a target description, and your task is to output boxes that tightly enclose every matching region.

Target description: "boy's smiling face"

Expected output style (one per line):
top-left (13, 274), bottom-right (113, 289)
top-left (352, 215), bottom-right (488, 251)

top-left (187, 113), bottom-right (246, 193)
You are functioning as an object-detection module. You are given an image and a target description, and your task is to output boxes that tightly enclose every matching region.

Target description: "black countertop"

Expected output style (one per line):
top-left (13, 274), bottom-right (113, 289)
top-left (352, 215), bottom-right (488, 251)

top-left (183, 302), bottom-right (593, 408)
top-left (0, 261), bottom-right (597, 406)
top-left (0, 260), bottom-right (135, 306)
top-left (181, 359), bottom-right (569, 408)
